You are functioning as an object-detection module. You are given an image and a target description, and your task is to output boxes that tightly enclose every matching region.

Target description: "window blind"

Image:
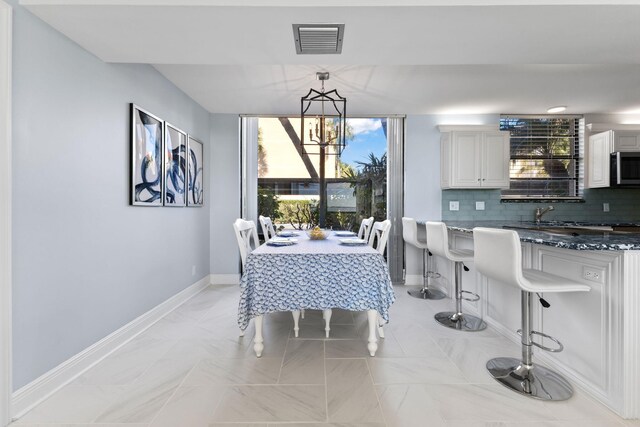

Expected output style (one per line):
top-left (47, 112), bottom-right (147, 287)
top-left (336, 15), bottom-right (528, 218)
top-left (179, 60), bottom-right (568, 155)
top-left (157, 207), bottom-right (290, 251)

top-left (499, 115), bottom-right (584, 199)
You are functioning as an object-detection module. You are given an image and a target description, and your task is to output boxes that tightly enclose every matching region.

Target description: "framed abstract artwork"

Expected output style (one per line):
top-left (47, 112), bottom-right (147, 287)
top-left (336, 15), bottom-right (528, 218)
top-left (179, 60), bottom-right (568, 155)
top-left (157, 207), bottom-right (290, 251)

top-left (131, 104), bottom-right (163, 206)
top-left (187, 135), bottom-right (204, 207)
top-left (163, 122), bottom-right (187, 207)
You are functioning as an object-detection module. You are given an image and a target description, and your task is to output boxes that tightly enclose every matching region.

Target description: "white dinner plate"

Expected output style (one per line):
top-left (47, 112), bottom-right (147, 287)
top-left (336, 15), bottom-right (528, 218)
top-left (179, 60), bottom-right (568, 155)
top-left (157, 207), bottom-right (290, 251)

top-left (267, 237), bottom-right (297, 246)
top-left (334, 231), bottom-right (357, 237)
top-left (277, 231), bottom-right (299, 237)
top-left (339, 238), bottom-right (368, 246)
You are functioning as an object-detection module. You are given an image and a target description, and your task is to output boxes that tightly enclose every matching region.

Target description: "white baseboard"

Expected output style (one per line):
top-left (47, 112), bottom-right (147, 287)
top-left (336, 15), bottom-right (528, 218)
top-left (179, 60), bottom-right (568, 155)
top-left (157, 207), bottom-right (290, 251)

top-left (11, 275), bottom-right (211, 420)
top-left (210, 273), bottom-right (240, 285)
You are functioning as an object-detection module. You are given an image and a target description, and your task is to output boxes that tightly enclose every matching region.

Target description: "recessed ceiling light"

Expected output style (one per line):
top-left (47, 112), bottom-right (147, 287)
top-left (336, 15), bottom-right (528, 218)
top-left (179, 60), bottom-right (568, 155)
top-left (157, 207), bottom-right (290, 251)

top-left (547, 106), bottom-right (567, 113)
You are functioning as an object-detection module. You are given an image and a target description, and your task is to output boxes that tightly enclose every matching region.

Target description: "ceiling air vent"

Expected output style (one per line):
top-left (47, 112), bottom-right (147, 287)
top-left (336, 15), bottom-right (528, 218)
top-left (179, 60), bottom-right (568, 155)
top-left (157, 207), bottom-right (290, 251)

top-left (292, 24), bottom-right (344, 55)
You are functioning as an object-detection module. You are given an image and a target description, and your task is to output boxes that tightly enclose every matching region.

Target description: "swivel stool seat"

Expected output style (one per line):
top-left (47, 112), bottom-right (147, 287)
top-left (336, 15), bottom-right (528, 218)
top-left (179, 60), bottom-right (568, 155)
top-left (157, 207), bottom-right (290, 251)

top-left (473, 227), bottom-right (591, 401)
top-left (426, 221), bottom-right (486, 331)
top-left (402, 217), bottom-right (445, 300)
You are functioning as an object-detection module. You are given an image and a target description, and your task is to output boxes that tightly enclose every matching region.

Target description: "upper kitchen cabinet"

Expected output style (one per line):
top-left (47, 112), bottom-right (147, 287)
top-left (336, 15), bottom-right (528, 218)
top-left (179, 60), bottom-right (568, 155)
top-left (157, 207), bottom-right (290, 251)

top-left (587, 129), bottom-right (640, 188)
top-left (587, 131), bottom-right (613, 188)
top-left (613, 131), bottom-right (640, 151)
top-left (439, 125), bottom-right (510, 189)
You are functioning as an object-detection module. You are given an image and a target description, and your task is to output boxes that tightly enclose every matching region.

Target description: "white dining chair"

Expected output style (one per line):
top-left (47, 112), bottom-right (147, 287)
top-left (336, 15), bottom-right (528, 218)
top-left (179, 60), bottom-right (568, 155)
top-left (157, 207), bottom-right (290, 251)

top-left (368, 219), bottom-right (392, 254)
top-left (258, 215), bottom-right (277, 241)
top-left (358, 216), bottom-right (374, 241)
top-left (233, 218), bottom-right (302, 337)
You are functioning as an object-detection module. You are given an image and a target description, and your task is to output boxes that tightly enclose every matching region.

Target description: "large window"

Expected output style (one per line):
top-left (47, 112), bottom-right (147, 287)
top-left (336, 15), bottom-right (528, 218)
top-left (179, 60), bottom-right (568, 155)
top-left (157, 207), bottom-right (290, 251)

top-left (256, 117), bottom-right (388, 231)
top-left (500, 115), bottom-right (584, 199)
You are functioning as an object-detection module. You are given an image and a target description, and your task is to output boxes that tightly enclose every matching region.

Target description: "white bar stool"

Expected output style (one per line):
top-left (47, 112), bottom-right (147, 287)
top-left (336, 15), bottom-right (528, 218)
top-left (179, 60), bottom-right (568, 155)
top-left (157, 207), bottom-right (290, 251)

top-left (426, 221), bottom-right (486, 331)
top-left (473, 227), bottom-right (591, 401)
top-left (402, 217), bottom-right (445, 300)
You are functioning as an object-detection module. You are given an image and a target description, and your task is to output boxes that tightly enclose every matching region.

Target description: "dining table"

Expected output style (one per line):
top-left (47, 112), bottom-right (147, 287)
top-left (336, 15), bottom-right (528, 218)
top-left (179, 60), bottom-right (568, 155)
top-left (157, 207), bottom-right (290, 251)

top-left (238, 230), bottom-right (395, 357)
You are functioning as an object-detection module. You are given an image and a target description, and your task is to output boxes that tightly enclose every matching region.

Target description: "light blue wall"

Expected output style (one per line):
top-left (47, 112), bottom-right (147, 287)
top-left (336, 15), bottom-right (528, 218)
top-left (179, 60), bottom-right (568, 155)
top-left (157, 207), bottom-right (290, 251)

top-left (209, 115), bottom-right (241, 275)
top-left (11, 1), bottom-right (211, 389)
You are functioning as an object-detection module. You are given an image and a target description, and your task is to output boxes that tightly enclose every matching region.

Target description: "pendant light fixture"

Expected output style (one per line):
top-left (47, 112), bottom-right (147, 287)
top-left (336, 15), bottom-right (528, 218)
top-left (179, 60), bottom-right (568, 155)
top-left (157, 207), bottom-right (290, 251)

top-left (300, 72), bottom-right (347, 227)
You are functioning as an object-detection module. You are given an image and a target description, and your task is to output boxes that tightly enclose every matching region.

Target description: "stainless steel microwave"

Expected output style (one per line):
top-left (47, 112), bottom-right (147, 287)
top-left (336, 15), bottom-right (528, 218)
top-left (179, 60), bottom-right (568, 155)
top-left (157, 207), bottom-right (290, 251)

top-left (610, 152), bottom-right (640, 186)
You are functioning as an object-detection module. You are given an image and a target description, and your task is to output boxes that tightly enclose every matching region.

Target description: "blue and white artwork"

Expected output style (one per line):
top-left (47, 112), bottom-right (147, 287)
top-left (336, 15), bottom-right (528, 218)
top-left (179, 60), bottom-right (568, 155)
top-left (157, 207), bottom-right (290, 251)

top-left (131, 105), bottom-right (163, 206)
top-left (163, 123), bottom-right (187, 207)
top-left (187, 136), bottom-right (204, 207)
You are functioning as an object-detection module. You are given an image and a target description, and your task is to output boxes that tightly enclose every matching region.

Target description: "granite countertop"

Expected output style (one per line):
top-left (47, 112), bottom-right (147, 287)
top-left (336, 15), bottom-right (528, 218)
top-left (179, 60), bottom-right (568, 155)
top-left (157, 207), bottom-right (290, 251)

top-left (418, 220), bottom-right (640, 251)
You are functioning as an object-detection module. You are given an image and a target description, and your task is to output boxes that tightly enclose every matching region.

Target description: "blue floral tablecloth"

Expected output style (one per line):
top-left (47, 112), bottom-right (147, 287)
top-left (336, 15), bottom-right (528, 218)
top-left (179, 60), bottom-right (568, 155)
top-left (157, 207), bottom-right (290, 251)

top-left (238, 234), bottom-right (395, 330)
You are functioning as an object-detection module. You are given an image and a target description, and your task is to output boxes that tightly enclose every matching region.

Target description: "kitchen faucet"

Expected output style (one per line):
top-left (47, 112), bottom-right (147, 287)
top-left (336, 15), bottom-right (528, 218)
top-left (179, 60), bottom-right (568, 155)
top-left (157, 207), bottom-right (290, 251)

top-left (534, 205), bottom-right (555, 224)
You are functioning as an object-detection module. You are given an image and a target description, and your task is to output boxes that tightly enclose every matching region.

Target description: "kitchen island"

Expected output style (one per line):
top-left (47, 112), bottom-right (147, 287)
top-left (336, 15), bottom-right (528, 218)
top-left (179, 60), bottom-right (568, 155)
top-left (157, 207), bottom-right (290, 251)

top-left (419, 220), bottom-right (640, 419)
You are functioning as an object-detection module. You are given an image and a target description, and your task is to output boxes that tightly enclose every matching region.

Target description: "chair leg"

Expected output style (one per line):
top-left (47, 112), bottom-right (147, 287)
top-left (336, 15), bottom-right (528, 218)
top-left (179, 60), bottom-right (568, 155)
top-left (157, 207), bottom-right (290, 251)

top-left (323, 309), bottom-right (332, 338)
top-left (366, 309), bottom-right (378, 356)
top-left (253, 315), bottom-right (264, 358)
top-left (292, 310), bottom-right (300, 338)
top-left (377, 313), bottom-right (385, 338)
top-left (486, 291), bottom-right (573, 401)
top-left (434, 261), bottom-right (486, 331)
top-left (301, 308), bottom-right (305, 319)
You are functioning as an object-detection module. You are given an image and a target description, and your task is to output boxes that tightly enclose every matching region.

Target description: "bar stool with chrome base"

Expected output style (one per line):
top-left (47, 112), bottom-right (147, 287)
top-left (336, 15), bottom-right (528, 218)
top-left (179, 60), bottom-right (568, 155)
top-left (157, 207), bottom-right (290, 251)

top-left (426, 221), bottom-right (486, 331)
top-left (473, 227), bottom-right (590, 401)
top-left (402, 217), bottom-right (445, 300)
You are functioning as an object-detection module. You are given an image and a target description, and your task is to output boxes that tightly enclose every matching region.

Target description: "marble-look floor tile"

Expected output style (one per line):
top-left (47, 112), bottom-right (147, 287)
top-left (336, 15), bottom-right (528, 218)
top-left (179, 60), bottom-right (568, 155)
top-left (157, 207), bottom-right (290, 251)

top-left (268, 424), bottom-right (387, 427)
top-left (294, 323), bottom-right (360, 340)
top-left (182, 357), bottom-right (282, 386)
top-left (93, 376), bottom-right (180, 423)
top-left (11, 424), bottom-right (149, 427)
top-left (387, 323), bottom-right (448, 358)
top-left (325, 359), bottom-right (385, 423)
top-left (279, 339), bottom-right (325, 384)
top-left (443, 422), bottom-right (624, 427)
top-left (14, 385), bottom-right (124, 424)
top-left (12, 284), bottom-right (632, 427)
top-left (539, 388), bottom-right (625, 422)
top-left (72, 337), bottom-right (175, 386)
top-left (210, 385), bottom-right (326, 423)
top-left (434, 335), bottom-right (520, 383)
top-left (325, 335), bottom-right (405, 358)
top-left (148, 385), bottom-right (226, 427)
top-left (377, 383), bottom-right (558, 425)
top-left (368, 357), bottom-right (468, 384)
top-left (161, 338), bottom-right (253, 362)
top-left (376, 384), bottom-right (447, 427)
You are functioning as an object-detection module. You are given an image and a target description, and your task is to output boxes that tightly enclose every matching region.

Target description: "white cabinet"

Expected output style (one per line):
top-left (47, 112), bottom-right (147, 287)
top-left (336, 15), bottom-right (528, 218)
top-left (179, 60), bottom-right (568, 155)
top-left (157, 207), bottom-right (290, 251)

top-left (439, 125), bottom-right (510, 189)
top-left (587, 129), bottom-right (640, 188)
top-left (614, 131), bottom-right (640, 151)
top-left (587, 131), bottom-right (612, 188)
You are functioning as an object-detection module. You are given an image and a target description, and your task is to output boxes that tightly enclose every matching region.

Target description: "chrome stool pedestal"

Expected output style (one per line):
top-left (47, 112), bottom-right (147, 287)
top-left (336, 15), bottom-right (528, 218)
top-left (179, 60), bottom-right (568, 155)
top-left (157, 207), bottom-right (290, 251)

top-left (433, 260), bottom-right (486, 331)
top-left (407, 248), bottom-right (445, 300)
top-left (486, 291), bottom-right (572, 401)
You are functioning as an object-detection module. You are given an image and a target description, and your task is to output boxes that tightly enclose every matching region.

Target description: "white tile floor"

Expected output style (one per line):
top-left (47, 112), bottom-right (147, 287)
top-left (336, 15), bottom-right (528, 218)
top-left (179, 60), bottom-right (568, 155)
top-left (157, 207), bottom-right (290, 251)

top-left (11, 284), bottom-right (640, 427)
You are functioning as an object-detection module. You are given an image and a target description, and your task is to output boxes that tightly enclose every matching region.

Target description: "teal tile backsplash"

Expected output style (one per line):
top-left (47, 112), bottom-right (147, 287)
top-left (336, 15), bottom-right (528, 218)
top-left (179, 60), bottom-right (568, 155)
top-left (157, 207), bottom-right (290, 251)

top-left (442, 188), bottom-right (640, 222)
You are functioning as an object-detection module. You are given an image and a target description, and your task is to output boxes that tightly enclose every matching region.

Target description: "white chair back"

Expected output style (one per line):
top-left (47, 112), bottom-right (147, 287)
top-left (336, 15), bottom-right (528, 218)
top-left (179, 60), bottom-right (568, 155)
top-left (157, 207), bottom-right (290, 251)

top-left (425, 221), bottom-right (452, 260)
top-left (258, 215), bottom-right (276, 241)
top-left (233, 218), bottom-right (259, 270)
top-left (402, 217), bottom-right (427, 249)
top-left (473, 227), bottom-right (527, 291)
top-left (368, 219), bottom-right (392, 254)
top-left (358, 216), bottom-right (375, 241)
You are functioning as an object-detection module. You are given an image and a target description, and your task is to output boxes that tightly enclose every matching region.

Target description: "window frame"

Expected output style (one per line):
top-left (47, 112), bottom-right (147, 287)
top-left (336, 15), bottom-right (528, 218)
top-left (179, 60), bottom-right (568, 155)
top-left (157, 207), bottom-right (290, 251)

top-left (499, 114), bottom-right (584, 201)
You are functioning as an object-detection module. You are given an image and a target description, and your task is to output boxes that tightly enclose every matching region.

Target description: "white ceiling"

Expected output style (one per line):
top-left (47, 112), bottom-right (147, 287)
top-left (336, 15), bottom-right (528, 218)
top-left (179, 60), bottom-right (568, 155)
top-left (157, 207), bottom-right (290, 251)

top-left (22, 0), bottom-right (640, 115)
